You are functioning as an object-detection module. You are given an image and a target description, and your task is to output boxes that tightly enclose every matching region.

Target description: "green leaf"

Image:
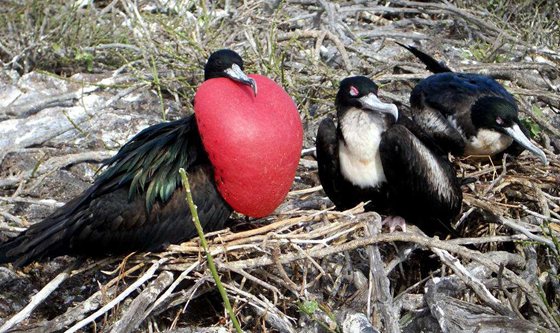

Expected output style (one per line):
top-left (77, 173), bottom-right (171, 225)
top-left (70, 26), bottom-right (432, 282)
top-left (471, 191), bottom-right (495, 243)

top-left (520, 117), bottom-right (542, 137)
top-left (299, 300), bottom-right (319, 315)
top-left (74, 51), bottom-right (94, 72)
top-left (532, 105), bottom-right (544, 117)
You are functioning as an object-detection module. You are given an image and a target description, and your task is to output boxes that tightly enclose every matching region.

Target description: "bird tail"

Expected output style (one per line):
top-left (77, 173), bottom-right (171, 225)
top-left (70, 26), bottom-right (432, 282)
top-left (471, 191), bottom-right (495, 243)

top-left (0, 203), bottom-right (81, 267)
top-left (0, 236), bottom-right (26, 265)
top-left (396, 42), bottom-right (453, 74)
top-left (0, 223), bottom-right (67, 267)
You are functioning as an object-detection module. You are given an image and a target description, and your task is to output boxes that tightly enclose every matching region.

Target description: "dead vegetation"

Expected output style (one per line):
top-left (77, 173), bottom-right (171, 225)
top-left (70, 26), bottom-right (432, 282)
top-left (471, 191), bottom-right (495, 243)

top-left (0, 0), bottom-right (559, 332)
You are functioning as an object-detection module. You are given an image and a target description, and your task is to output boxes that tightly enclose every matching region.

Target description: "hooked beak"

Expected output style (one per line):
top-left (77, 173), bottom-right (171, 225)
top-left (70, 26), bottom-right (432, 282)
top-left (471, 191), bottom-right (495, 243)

top-left (224, 63), bottom-right (257, 96)
top-left (359, 93), bottom-right (399, 121)
top-left (504, 123), bottom-right (548, 165)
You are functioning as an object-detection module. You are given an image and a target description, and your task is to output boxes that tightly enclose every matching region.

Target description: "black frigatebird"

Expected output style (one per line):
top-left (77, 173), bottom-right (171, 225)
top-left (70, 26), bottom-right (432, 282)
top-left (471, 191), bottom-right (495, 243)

top-left (398, 43), bottom-right (548, 164)
top-left (316, 76), bottom-right (462, 235)
top-left (0, 49), bottom-right (303, 267)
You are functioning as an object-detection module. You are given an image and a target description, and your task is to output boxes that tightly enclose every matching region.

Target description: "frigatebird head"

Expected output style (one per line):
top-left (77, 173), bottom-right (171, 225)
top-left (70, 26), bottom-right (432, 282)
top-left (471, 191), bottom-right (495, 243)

top-left (471, 96), bottom-right (547, 164)
top-left (335, 76), bottom-right (398, 122)
top-left (204, 49), bottom-right (257, 96)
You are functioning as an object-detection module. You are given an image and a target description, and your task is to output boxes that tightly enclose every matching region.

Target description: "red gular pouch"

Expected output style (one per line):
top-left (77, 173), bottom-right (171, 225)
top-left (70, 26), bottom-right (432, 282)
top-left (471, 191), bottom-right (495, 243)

top-left (194, 74), bottom-right (303, 217)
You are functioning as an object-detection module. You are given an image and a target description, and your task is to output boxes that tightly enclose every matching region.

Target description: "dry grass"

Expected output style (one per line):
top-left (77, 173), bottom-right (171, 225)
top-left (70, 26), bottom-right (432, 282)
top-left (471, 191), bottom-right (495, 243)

top-left (0, 0), bottom-right (559, 332)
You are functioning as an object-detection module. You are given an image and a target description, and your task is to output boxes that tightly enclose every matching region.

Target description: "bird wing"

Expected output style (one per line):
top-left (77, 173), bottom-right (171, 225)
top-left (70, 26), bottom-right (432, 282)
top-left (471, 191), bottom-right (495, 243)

top-left (0, 116), bottom-right (232, 266)
top-left (396, 115), bottom-right (450, 156)
top-left (409, 89), bottom-right (466, 155)
top-left (412, 73), bottom-right (516, 118)
top-left (316, 117), bottom-right (344, 206)
top-left (380, 124), bottom-right (462, 236)
top-left (97, 117), bottom-right (202, 211)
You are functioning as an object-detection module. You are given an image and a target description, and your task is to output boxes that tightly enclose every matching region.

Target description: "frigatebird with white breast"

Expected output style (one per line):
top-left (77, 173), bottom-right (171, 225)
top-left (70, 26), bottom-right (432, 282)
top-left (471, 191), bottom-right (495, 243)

top-left (316, 76), bottom-right (462, 236)
top-left (398, 43), bottom-right (548, 165)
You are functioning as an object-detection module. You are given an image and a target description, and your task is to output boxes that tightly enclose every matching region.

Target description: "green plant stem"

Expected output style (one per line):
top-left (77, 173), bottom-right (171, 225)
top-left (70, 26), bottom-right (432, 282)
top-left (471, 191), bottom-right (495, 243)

top-left (179, 168), bottom-right (243, 333)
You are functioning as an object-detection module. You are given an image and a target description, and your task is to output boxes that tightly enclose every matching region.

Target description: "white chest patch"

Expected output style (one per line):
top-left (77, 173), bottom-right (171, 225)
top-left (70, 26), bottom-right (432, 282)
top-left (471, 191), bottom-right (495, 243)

top-left (464, 129), bottom-right (512, 156)
top-left (338, 108), bottom-right (387, 188)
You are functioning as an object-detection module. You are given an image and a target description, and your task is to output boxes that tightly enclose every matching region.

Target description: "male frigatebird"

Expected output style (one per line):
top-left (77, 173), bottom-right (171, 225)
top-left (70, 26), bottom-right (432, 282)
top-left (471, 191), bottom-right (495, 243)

top-left (398, 43), bottom-right (548, 164)
top-left (0, 49), bottom-right (303, 267)
top-left (316, 76), bottom-right (462, 235)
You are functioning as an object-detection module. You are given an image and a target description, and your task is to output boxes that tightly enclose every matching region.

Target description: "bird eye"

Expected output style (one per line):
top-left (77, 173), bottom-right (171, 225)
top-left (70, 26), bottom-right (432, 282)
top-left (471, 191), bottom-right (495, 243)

top-left (496, 116), bottom-right (504, 125)
top-left (349, 86), bottom-right (359, 97)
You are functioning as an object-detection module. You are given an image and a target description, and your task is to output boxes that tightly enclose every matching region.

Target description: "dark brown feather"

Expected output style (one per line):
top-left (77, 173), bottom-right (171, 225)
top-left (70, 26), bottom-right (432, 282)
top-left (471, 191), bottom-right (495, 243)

top-left (0, 118), bottom-right (232, 267)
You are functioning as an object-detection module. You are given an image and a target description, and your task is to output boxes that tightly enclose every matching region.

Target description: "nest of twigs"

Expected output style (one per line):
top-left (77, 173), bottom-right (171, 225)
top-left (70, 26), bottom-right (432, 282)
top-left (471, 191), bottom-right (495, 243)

top-left (0, 0), bottom-right (559, 332)
top-left (1, 154), bottom-right (559, 333)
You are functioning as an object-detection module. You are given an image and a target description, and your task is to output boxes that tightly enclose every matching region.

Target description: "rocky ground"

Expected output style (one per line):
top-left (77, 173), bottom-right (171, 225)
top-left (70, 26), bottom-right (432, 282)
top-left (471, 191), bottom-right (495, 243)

top-left (0, 0), bottom-right (559, 332)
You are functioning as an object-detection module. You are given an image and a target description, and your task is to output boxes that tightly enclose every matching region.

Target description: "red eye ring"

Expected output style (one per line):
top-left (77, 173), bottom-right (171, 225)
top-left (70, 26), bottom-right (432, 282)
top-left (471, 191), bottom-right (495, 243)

top-left (349, 86), bottom-right (359, 97)
top-left (496, 116), bottom-right (504, 125)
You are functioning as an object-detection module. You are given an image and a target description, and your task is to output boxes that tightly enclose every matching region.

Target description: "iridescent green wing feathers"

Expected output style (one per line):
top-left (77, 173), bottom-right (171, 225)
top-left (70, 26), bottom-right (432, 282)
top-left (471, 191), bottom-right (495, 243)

top-left (96, 115), bottom-right (205, 211)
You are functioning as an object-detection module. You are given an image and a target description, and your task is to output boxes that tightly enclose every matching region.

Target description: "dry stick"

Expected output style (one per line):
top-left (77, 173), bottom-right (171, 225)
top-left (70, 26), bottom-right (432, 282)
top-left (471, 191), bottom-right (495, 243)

top-left (148, 260), bottom-right (201, 316)
top-left (451, 61), bottom-right (556, 74)
top-left (500, 217), bottom-right (558, 253)
top-left (522, 206), bottom-right (560, 223)
top-left (314, 30), bottom-right (328, 64)
top-left (272, 247), bottom-right (300, 297)
top-left (223, 233), bottom-right (558, 330)
top-left (287, 185), bottom-right (323, 196)
top-left (225, 266), bottom-right (283, 297)
top-left (0, 210), bottom-right (25, 227)
top-left (29, 287), bottom-right (115, 333)
top-left (431, 248), bottom-right (515, 317)
top-left (65, 259), bottom-right (165, 333)
top-left (2, 73), bottom-right (139, 119)
top-left (366, 222), bottom-right (400, 333)
top-left (164, 277), bottom-right (213, 324)
top-left (109, 271), bottom-right (174, 333)
top-left (0, 223), bottom-right (26, 233)
top-left (0, 265), bottom-right (74, 333)
top-left (213, 204), bottom-right (363, 244)
top-left (220, 214), bottom-right (320, 242)
top-left (393, 0), bottom-right (515, 42)
top-left (356, 30), bottom-right (430, 41)
top-left (276, 30), bottom-right (351, 72)
top-left (0, 150), bottom-right (115, 188)
top-left (178, 168), bottom-right (243, 333)
top-left (27, 261), bottom-right (146, 333)
top-left (223, 281), bottom-right (296, 333)
top-left (447, 235), bottom-right (526, 245)
top-left (456, 156), bottom-right (508, 228)
top-left (339, 4), bottom-right (422, 15)
top-left (0, 196), bottom-right (63, 208)
top-left (465, 196), bottom-right (558, 252)
top-left (290, 243), bottom-right (326, 276)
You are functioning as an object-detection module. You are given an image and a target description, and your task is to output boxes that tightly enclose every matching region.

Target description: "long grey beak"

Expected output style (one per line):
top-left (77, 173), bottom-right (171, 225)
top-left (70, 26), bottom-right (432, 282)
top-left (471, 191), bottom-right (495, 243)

top-left (359, 93), bottom-right (399, 121)
top-left (504, 123), bottom-right (548, 165)
top-left (224, 63), bottom-right (257, 96)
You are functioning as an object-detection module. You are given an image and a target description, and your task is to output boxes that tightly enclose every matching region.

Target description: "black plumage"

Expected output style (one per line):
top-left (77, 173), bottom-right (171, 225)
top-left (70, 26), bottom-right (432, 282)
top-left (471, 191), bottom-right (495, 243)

top-left (0, 49), bottom-right (255, 267)
top-left (316, 76), bottom-right (462, 235)
top-left (399, 44), bottom-right (547, 164)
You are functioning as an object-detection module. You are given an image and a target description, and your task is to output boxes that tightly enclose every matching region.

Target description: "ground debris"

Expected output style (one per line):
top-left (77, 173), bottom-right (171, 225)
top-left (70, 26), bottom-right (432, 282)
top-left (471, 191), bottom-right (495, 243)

top-left (423, 278), bottom-right (546, 333)
top-left (0, 0), bottom-right (559, 332)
